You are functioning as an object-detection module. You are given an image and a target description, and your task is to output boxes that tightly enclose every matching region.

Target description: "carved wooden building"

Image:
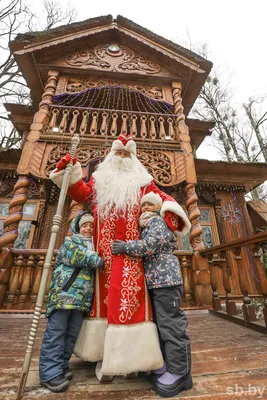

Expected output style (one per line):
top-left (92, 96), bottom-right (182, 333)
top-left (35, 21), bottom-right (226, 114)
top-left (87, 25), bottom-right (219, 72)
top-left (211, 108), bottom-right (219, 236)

top-left (1, 16), bottom-right (267, 317)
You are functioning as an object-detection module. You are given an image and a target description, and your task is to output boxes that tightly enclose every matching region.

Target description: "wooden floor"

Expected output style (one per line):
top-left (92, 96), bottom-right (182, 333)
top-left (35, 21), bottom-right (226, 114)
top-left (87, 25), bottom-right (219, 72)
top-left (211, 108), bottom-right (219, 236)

top-left (1, 311), bottom-right (267, 400)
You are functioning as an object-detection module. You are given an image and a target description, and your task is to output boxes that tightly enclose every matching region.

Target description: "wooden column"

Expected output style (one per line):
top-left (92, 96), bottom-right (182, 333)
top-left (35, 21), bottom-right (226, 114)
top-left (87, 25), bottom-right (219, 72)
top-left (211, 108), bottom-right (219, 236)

top-left (172, 81), bottom-right (211, 305)
top-left (181, 255), bottom-right (192, 304)
top-left (0, 175), bottom-right (30, 248)
top-left (220, 251), bottom-right (237, 316)
top-left (252, 244), bottom-right (267, 327)
top-left (17, 70), bottom-right (59, 175)
top-left (232, 247), bottom-right (257, 322)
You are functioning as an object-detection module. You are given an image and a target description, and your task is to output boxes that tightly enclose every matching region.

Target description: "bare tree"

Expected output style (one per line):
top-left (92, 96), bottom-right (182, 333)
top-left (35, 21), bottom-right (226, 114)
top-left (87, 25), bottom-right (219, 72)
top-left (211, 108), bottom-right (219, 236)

top-left (0, 0), bottom-right (77, 150)
top-left (243, 97), bottom-right (267, 162)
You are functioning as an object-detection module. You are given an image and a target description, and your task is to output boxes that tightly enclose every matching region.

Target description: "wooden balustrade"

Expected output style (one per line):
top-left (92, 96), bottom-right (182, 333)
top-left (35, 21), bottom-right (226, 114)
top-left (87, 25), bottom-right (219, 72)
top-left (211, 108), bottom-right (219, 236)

top-left (2, 249), bottom-right (58, 311)
top-left (174, 251), bottom-right (193, 305)
top-left (44, 105), bottom-right (180, 146)
top-left (0, 248), bottom-right (193, 310)
top-left (199, 231), bottom-right (267, 333)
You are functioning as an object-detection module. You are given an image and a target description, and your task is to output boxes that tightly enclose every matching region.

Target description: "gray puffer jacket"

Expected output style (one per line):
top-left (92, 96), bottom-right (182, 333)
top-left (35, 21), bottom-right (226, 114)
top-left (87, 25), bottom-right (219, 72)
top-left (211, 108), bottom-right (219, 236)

top-left (124, 215), bottom-right (183, 289)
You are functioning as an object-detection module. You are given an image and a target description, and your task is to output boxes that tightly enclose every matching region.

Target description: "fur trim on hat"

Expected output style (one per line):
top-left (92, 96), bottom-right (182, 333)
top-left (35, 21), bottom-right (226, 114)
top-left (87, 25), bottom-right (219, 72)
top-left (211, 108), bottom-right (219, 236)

top-left (141, 192), bottom-right (163, 207)
top-left (160, 200), bottom-right (191, 236)
top-left (49, 162), bottom-right (82, 188)
top-left (79, 213), bottom-right (94, 229)
top-left (111, 139), bottom-right (136, 155)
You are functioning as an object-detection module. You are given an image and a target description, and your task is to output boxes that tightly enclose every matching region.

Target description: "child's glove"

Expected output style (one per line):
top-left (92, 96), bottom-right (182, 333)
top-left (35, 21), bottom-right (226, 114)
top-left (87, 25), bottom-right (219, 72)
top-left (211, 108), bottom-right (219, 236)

top-left (112, 240), bottom-right (127, 254)
top-left (97, 258), bottom-right (105, 269)
top-left (55, 153), bottom-right (77, 172)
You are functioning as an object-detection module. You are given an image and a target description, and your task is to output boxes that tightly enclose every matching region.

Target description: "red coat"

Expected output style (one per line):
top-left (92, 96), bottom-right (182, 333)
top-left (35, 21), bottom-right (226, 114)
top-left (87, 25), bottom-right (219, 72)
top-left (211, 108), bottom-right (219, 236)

top-left (50, 164), bottom-right (190, 374)
top-left (68, 177), bottom-right (176, 326)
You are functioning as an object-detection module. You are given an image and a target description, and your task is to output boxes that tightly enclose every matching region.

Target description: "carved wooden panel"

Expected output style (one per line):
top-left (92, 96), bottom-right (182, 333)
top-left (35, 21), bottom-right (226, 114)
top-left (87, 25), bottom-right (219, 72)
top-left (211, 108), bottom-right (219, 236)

top-left (52, 43), bottom-right (174, 79)
top-left (0, 179), bottom-right (17, 197)
top-left (42, 144), bottom-right (186, 187)
top-left (56, 76), bottom-right (166, 102)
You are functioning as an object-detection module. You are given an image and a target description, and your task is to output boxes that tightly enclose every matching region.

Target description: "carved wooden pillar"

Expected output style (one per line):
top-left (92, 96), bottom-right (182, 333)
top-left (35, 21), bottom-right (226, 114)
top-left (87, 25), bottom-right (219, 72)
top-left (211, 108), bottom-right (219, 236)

top-left (232, 247), bottom-right (257, 322)
top-left (67, 200), bottom-right (83, 236)
top-left (252, 244), bottom-right (267, 327)
top-left (17, 70), bottom-right (59, 175)
top-left (0, 175), bottom-right (30, 248)
top-left (0, 248), bottom-right (13, 307)
top-left (220, 251), bottom-right (237, 316)
top-left (209, 254), bottom-right (221, 311)
top-left (172, 81), bottom-right (211, 306)
top-left (181, 255), bottom-right (192, 304)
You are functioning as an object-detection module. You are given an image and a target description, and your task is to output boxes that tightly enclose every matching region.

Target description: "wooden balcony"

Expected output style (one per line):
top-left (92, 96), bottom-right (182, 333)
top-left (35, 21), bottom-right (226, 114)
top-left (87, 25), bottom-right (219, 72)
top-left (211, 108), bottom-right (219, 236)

top-left (41, 105), bottom-right (182, 150)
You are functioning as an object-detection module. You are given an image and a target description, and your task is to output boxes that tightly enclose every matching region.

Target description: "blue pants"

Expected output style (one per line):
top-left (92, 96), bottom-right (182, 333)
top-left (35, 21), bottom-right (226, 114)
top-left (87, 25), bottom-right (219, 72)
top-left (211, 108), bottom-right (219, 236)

top-left (39, 309), bottom-right (83, 382)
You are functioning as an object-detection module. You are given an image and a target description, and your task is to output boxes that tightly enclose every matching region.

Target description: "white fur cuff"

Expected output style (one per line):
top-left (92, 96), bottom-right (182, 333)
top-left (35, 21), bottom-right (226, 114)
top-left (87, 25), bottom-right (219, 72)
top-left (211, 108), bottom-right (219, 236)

top-left (69, 162), bottom-right (83, 186)
top-left (74, 319), bottom-right (107, 361)
top-left (160, 200), bottom-right (191, 236)
top-left (49, 168), bottom-right (64, 188)
top-left (49, 162), bottom-right (83, 188)
top-left (101, 322), bottom-right (164, 375)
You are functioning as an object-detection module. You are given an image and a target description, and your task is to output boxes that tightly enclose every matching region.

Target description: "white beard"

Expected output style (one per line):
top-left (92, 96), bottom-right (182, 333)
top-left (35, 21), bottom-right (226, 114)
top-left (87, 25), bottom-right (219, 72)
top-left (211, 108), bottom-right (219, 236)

top-left (92, 151), bottom-right (152, 218)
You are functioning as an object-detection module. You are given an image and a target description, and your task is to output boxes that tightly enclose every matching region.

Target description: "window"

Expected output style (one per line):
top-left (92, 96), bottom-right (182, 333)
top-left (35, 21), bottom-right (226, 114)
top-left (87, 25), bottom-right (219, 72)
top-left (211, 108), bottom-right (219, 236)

top-left (0, 200), bottom-right (39, 249)
top-left (178, 207), bottom-right (220, 250)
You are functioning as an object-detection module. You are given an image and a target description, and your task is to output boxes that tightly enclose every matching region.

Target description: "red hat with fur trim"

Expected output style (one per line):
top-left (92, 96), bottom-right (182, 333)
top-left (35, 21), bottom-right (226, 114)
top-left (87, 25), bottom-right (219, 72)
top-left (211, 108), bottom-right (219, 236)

top-left (111, 132), bottom-right (136, 155)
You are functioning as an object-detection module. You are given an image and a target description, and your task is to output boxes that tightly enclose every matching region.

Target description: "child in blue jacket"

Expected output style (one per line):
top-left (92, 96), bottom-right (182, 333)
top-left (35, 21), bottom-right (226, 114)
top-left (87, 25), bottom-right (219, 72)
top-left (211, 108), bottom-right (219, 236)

top-left (112, 193), bottom-right (192, 398)
top-left (39, 212), bottom-right (104, 392)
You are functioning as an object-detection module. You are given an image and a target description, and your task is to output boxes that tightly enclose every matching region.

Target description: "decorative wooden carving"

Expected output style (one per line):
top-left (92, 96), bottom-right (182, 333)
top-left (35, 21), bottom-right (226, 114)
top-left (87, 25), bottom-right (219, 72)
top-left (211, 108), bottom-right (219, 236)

top-left (184, 183), bottom-right (204, 251)
top-left (138, 151), bottom-right (172, 185)
top-left (0, 176), bottom-right (30, 248)
top-left (66, 44), bottom-right (161, 75)
top-left (0, 179), bottom-right (17, 197)
top-left (17, 71), bottom-right (59, 175)
top-left (27, 179), bottom-right (45, 199)
top-left (61, 77), bottom-right (164, 101)
top-left (44, 144), bottom-right (185, 187)
top-left (31, 201), bottom-right (46, 249)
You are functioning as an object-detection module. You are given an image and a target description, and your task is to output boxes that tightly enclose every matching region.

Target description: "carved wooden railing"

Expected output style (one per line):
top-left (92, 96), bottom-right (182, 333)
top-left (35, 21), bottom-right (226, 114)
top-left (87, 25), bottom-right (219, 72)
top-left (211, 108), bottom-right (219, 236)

top-left (0, 248), bottom-right (193, 311)
top-left (0, 249), bottom-right (58, 311)
top-left (42, 105), bottom-right (181, 148)
top-left (174, 251), bottom-right (193, 305)
top-left (199, 231), bottom-right (267, 333)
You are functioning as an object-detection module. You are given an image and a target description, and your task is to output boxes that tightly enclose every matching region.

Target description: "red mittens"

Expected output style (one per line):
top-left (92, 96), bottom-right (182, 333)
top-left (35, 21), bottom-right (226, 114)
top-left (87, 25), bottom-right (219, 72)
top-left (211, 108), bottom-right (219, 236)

top-left (55, 154), bottom-right (77, 172)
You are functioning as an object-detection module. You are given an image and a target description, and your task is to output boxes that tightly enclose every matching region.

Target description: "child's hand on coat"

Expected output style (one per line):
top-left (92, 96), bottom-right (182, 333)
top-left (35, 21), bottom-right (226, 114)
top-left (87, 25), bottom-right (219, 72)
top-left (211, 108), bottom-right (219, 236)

top-left (112, 240), bottom-right (127, 254)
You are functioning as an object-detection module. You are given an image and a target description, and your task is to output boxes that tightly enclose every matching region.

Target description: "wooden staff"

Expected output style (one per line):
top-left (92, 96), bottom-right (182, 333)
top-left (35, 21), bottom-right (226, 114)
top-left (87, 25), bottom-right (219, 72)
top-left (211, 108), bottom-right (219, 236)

top-left (16, 133), bottom-right (80, 400)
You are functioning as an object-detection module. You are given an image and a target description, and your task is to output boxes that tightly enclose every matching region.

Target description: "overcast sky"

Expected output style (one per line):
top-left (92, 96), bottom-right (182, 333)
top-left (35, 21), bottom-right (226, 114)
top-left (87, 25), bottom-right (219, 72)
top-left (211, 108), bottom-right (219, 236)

top-left (28, 0), bottom-right (267, 103)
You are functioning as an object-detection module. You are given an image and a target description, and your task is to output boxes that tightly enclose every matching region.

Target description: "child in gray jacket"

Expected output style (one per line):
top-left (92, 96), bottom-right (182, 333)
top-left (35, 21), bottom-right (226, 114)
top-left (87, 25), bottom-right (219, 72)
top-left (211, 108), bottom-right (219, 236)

top-left (112, 192), bottom-right (192, 398)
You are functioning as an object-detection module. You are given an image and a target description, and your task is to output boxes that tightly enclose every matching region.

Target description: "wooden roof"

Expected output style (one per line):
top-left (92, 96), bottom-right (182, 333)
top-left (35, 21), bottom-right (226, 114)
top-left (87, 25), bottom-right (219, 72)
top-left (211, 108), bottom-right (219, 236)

top-left (195, 159), bottom-right (267, 190)
top-left (247, 200), bottom-right (267, 224)
top-left (9, 15), bottom-right (212, 114)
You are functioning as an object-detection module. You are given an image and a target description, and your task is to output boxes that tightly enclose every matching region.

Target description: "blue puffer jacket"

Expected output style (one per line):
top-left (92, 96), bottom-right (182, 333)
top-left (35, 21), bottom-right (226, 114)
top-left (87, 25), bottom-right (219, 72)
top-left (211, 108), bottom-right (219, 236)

top-left (124, 215), bottom-right (182, 289)
top-left (46, 213), bottom-right (102, 317)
